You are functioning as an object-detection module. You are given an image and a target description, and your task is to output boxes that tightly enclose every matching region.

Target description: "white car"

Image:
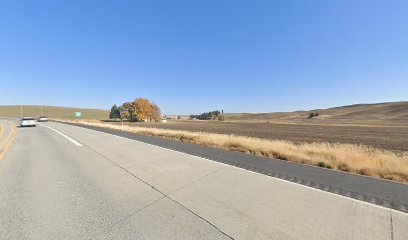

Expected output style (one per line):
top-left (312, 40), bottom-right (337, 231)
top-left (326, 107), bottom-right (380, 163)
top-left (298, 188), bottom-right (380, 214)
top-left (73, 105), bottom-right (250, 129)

top-left (38, 116), bottom-right (48, 122)
top-left (20, 117), bottom-right (36, 127)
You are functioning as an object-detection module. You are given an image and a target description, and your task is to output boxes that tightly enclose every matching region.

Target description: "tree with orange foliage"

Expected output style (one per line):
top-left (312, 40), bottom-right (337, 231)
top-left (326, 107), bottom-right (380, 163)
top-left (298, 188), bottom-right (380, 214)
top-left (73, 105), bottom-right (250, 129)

top-left (133, 98), bottom-right (151, 122)
top-left (149, 103), bottom-right (161, 122)
top-left (118, 98), bottom-right (161, 122)
top-left (121, 102), bottom-right (136, 121)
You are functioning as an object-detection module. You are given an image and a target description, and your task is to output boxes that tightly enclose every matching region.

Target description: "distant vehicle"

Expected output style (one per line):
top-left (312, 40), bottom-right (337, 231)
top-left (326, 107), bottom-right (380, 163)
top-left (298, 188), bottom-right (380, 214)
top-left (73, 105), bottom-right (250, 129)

top-left (20, 117), bottom-right (36, 127)
top-left (38, 116), bottom-right (48, 122)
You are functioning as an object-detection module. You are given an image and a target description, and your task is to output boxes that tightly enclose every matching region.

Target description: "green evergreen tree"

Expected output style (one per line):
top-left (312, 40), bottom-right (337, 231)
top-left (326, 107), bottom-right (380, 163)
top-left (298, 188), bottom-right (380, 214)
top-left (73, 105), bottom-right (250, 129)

top-left (109, 104), bottom-right (120, 119)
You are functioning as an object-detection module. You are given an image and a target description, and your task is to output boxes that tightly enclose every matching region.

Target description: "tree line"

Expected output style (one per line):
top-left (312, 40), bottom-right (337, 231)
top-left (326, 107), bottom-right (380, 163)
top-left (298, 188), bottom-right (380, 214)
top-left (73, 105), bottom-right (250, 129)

top-left (190, 110), bottom-right (223, 120)
top-left (307, 112), bottom-right (319, 118)
top-left (110, 98), bottom-right (161, 122)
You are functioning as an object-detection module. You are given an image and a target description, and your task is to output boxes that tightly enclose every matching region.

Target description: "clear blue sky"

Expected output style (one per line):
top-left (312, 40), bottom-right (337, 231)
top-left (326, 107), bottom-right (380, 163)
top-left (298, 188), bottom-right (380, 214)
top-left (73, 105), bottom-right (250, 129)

top-left (0, 0), bottom-right (407, 114)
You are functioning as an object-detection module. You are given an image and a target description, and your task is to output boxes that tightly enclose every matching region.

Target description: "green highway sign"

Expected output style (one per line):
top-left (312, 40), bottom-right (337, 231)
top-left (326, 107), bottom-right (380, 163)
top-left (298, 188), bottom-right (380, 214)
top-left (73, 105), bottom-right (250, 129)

top-left (75, 112), bottom-right (82, 117)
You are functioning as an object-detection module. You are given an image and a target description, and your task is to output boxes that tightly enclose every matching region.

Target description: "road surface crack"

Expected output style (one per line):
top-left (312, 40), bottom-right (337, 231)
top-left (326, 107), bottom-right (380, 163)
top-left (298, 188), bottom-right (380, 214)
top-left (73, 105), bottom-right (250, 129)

top-left (82, 141), bottom-right (235, 240)
top-left (88, 196), bottom-right (166, 240)
top-left (390, 209), bottom-right (394, 240)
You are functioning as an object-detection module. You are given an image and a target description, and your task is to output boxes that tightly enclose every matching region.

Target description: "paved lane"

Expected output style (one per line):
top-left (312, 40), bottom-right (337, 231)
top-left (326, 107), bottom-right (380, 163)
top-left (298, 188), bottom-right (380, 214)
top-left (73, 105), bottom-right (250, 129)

top-left (1, 121), bottom-right (407, 239)
top-left (64, 121), bottom-right (408, 213)
top-left (0, 123), bottom-right (228, 240)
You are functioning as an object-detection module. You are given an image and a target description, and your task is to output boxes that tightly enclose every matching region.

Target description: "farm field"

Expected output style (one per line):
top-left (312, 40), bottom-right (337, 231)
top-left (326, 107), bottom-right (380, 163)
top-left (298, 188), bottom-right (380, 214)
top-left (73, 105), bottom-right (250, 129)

top-left (118, 120), bottom-right (408, 152)
top-left (113, 102), bottom-right (408, 152)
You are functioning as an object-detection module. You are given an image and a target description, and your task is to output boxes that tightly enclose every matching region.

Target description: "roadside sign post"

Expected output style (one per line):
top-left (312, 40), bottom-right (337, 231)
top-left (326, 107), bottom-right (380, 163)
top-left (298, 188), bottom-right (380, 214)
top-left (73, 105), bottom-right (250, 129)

top-left (75, 112), bottom-right (81, 120)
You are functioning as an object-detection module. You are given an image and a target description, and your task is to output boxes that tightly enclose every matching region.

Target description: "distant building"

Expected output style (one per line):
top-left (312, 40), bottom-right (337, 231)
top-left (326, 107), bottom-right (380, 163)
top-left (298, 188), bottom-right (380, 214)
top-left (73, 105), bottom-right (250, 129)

top-left (163, 115), bottom-right (189, 120)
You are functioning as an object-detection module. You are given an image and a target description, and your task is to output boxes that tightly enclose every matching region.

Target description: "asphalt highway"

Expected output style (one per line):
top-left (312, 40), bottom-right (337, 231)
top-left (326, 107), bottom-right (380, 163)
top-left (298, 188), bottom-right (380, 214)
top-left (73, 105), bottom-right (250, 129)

top-left (0, 120), bottom-right (407, 239)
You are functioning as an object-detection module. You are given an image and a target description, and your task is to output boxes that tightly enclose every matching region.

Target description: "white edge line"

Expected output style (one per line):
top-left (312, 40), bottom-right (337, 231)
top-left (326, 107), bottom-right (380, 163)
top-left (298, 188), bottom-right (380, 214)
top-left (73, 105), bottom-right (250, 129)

top-left (55, 122), bottom-right (407, 215)
top-left (39, 123), bottom-right (82, 147)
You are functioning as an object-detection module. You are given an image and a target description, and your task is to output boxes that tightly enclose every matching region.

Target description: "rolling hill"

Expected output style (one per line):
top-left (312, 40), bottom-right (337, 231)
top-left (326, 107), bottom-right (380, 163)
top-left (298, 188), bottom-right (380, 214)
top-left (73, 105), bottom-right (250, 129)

top-left (225, 101), bottom-right (408, 124)
top-left (0, 105), bottom-right (109, 119)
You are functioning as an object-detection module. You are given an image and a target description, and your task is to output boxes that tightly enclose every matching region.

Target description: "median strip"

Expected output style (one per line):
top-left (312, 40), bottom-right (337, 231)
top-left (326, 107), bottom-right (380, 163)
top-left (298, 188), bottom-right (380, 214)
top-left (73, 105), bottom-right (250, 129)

top-left (0, 123), bottom-right (4, 139)
top-left (0, 123), bottom-right (16, 150)
top-left (0, 124), bottom-right (17, 161)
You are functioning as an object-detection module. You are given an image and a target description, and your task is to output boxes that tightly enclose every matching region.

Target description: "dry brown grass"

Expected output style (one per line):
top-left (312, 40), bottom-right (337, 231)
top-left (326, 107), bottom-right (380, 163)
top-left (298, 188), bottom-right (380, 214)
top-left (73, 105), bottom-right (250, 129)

top-left (55, 119), bottom-right (408, 183)
top-left (110, 120), bottom-right (408, 152)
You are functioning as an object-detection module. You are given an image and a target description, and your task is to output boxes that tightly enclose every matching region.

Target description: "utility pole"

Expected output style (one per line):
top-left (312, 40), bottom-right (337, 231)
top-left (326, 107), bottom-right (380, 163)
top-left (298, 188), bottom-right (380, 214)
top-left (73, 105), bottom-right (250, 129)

top-left (40, 106), bottom-right (43, 115)
top-left (20, 105), bottom-right (23, 118)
